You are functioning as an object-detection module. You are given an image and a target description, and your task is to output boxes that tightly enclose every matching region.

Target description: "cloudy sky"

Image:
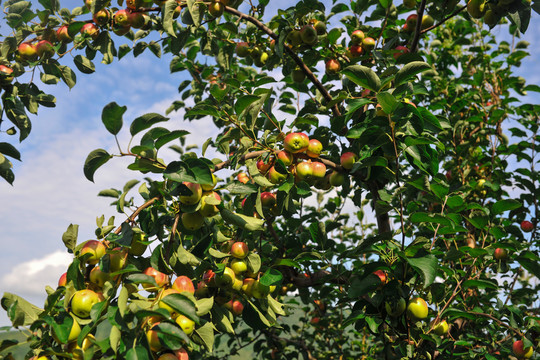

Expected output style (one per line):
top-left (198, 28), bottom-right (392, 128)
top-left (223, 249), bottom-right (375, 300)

top-left (0, 1), bottom-right (539, 327)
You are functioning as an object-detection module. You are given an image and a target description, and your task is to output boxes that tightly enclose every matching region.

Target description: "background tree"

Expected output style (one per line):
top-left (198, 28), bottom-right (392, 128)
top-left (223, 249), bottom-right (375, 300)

top-left (0, 0), bottom-right (539, 359)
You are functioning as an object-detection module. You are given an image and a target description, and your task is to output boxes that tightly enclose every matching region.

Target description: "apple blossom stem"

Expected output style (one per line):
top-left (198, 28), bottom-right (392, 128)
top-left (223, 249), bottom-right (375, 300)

top-left (410, 0), bottom-right (427, 53)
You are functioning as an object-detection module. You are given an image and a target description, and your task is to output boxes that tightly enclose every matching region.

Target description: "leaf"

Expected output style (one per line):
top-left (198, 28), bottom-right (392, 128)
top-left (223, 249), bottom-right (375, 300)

top-left (186, 0), bottom-right (201, 27)
top-left (376, 92), bottom-right (398, 114)
top-left (247, 253), bottom-right (261, 274)
top-left (394, 61), bottom-right (431, 86)
top-left (219, 209), bottom-right (265, 231)
top-left (405, 255), bottom-right (438, 288)
top-left (491, 199), bottom-right (522, 215)
top-left (0, 142), bottom-right (21, 161)
top-left (83, 149), bottom-right (112, 182)
top-left (101, 102), bottom-right (126, 136)
top-left (342, 65), bottom-right (381, 92)
top-left (193, 321), bottom-right (214, 352)
top-left (309, 222), bottom-right (327, 248)
top-left (462, 279), bottom-right (498, 290)
top-left (196, 297), bottom-right (214, 316)
top-left (162, 0), bottom-right (178, 37)
top-left (58, 65), bottom-right (76, 89)
top-left (156, 322), bottom-right (190, 350)
top-left (517, 253), bottom-right (540, 279)
top-left (73, 55), bottom-right (95, 74)
top-left (62, 224), bottom-right (78, 253)
top-left (130, 113), bottom-right (169, 136)
top-left (259, 268), bottom-right (283, 287)
top-left (161, 293), bottom-right (199, 323)
top-left (1, 293), bottom-right (43, 327)
top-left (125, 346), bottom-right (151, 360)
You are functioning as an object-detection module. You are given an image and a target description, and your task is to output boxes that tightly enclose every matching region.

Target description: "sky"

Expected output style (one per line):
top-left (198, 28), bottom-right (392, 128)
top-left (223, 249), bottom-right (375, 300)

top-left (0, 1), bottom-right (539, 327)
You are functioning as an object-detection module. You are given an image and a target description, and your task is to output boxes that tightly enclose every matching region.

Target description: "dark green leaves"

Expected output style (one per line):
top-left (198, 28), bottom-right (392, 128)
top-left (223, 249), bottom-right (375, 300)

top-left (73, 55), bottom-right (95, 74)
top-left (491, 199), bottom-right (521, 215)
top-left (0, 143), bottom-right (21, 161)
top-left (160, 293), bottom-right (199, 323)
top-left (342, 65), bottom-right (381, 92)
top-left (405, 255), bottom-right (438, 288)
top-left (163, 159), bottom-right (213, 185)
top-left (83, 149), bottom-right (113, 182)
top-left (130, 113), bottom-right (169, 136)
top-left (102, 102), bottom-right (126, 136)
top-left (394, 61), bottom-right (431, 86)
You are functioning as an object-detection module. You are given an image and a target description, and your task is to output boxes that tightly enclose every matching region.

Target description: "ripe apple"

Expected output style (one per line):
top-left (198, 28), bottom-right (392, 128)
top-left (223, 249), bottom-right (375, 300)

top-left (128, 11), bottom-right (146, 28)
top-left (237, 172), bottom-right (250, 184)
top-left (325, 59), bottom-right (340, 75)
top-left (201, 173), bottom-right (217, 191)
top-left (80, 240), bottom-right (106, 265)
top-left (329, 171), bottom-right (345, 186)
top-left (172, 276), bottom-right (195, 294)
top-left (56, 25), bottom-right (72, 42)
top-left (340, 152), bottom-right (358, 170)
top-left (182, 211), bottom-right (205, 230)
top-left (230, 242), bottom-right (248, 259)
top-left (18, 43), bottom-right (37, 60)
top-left (260, 192), bottom-right (277, 208)
top-left (349, 45), bottom-right (363, 58)
top-left (35, 40), bottom-right (54, 58)
top-left (513, 340), bottom-right (534, 359)
top-left (114, 9), bottom-right (130, 27)
top-left (179, 182), bottom-right (202, 205)
top-left (374, 270), bottom-right (386, 284)
top-left (362, 37), bottom-right (376, 51)
top-left (89, 266), bottom-right (111, 288)
top-left (126, 0), bottom-right (144, 9)
top-left (351, 29), bottom-right (365, 45)
top-left (142, 267), bottom-right (168, 291)
top-left (81, 23), bottom-right (99, 39)
top-left (311, 162), bottom-right (326, 178)
top-left (494, 248), bottom-right (508, 260)
top-left (202, 269), bottom-right (216, 286)
top-left (208, 1), bottom-right (224, 17)
top-left (113, 23), bottom-right (131, 36)
top-left (432, 320), bottom-right (449, 335)
top-left (242, 278), bottom-right (255, 297)
top-left (393, 45), bottom-right (409, 60)
top-left (300, 25), bottom-right (318, 46)
top-left (406, 14), bottom-right (418, 30)
top-left (403, 0), bottom-right (416, 8)
top-left (284, 132), bottom-right (309, 153)
top-left (93, 8), bottom-right (111, 25)
top-left (58, 272), bottom-right (67, 287)
top-left (314, 20), bottom-right (326, 35)
top-left (70, 289), bottom-right (101, 318)
top-left (230, 258), bottom-right (248, 274)
top-left (521, 220), bottom-right (534, 233)
top-left (146, 323), bottom-right (163, 352)
top-left (175, 314), bottom-right (195, 335)
top-left (385, 298), bottom-right (406, 317)
top-left (277, 150), bottom-right (294, 166)
top-left (231, 300), bottom-right (244, 316)
top-left (407, 297), bottom-right (428, 320)
top-left (158, 288), bottom-right (180, 314)
top-left (0, 65), bottom-right (14, 85)
top-left (257, 159), bottom-right (272, 175)
top-left (109, 247), bottom-right (128, 272)
top-left (421, 14), bottom-right (434, 30)
top-left (306, 139), bottom-right (323, 158)
top-left (268, 166), bottom-right (287, 184)
top-left (291, 68), bottom-right (306, 83)
top-left (296, 161), bottom-right (313, 180)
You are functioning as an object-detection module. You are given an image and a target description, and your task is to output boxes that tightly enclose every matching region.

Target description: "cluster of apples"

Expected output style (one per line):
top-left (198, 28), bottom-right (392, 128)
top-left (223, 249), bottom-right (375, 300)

top-left (466, 0), bottom-right (521, 27)
top-left (235, 41), bottom-right (271, 67)
top-left (287, 20), bottom-right (326, 48)
top-left (177, 176), bottom-right (221, 231)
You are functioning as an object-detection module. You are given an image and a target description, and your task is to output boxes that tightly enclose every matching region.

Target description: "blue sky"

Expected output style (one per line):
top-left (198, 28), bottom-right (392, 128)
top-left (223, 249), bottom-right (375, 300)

top-left (0, 1), bottom-right (539, 327)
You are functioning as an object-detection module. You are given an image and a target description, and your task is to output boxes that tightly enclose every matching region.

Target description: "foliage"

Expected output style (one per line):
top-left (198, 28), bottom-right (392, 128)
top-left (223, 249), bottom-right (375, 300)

top-left (0, 0), bottom-right (539, 359)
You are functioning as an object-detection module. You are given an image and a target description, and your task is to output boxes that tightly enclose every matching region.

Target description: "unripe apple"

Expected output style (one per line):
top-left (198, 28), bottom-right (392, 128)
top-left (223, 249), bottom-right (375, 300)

top-left (521, 220), bottom-right (534, 233)
top-left (306, 139), bottom-right (323, 158)
top-left (284, 133), bottom-right (308, 153)
top-left (467, 0), bottom-right (486, 19)
top-left (291, 68), bottom-right (306, 83)
top-left (361, 37), bottom-right (376, 51)
top-left (295, 161), bottom-right (313, 180)
top-left (406, 14), bottom-right (418, 30)
top-left (329, 171), bottom-right (345, 186)
top-left (67, 333), bottom-right (95, 359)
top-left (494, 248), bottom-right (508, 260)
top-left (70, 289), bottom-right (101, 318)
top-left (340, 152), bottom-right (358, 170)
top-left (142, 267), bottom-right (168, 292)
top-left (89, 266), bottom-right (111, 288)
top-left (146, 323), bottom-right (163, 352)
top-left (407, 297), bottom-right (428, 320)
top-left (175, 315), bottom-right (195, 335)
top-left (325, 59), bottom-right (340, 75)
top-left (260, 192), bottom-right (277, 208)
top-left (80, 240), bottom-right (106, 265)
top-left (172, 276), bottom-right (195, 294)
top-left (403, 0), bottom-right (416, 8)
top-left (432, 320), bottom-right (449, 335)
top-left (113, 23), bottom-right (131, 36)
top-left (385, 298), bottom-right (406, 317)
top-left (251, 280), bottom-right (271, 299)
top-left (93, 8), bottom-right (111, 25)
top-left (267, 166), bottom-right (287, 184)
top-left (109, 247), bottom-right (128, 272)
top-left (35, 40), bottom-right (54, 58)
top-left (215, 267), bottom-right (236, 287)
top-left (18, 43), bottom-right (37, 60)
top-left (230, 242), bottom-right (249, 259)
top-left (201, 173), bottom-right (217, 191)
top-left (236, 42), bottom-right (250, 58)
top-left (287, 29), bottom-right (303, 47)
top-left (128, 11), bottom-right (146, 28)
top-left (208, 1), bottom-right (224, 17)
top-left (80, 23), bottom-right (99, 40)
top-left (52, 314), bottom-right (81, 344)
top-left (421, 14), bottom-right (434, 30)
top-left (351, 29), bottom-right (365, 45)
top-left (179, 182), bottom-right (202, 205)
top-left (182, 211), bottom-right (205, 230)
top-left (277, 150), bottom-right (294, 166)
top-left (158, 288), bottom-right (180, 314)
top-left (58, 272), bottom-right (67, 287)
top-left (513, 340), bottom-right (534, 359)
top-left (300, 25), bottom-right (317, 46)
top-left (314, 20), bottom-right (326, 35)
top-left (230, 258), bottom-right (248, 274)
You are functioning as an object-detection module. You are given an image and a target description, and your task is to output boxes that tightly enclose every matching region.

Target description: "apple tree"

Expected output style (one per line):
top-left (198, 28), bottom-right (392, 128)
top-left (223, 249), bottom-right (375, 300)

top-left (0, 0), bottom-right (539, 359)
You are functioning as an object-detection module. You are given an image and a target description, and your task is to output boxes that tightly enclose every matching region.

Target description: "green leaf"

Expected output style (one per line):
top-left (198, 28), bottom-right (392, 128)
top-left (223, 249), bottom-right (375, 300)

top-left (196, 297), bottom-right (214, 317)
top-left (342, 65), bottom-right (381, 92)
top-left (259, 268), bottom-right (283, 287)
top-left (1, 293), bottom-right (43, 327)
top-left (376, 92), bottom-right (398, 114)
top-left (125, 346), bottom-right (151, 360)
top-left (155, 130), bottom-right (189, 149)
top-left (394, 61), bottom-right (431, 86)
top-left (162, 0), bottom-right (178, 37)
top-left (247, 253), bottom-right (262, 274)
top-left (161, 293), bottom-right (199, 323)
top-left (101, 102), bottom-right (126, 136)
top-left (219, 209), bottom-right (265, 231)
top-left (130, 113), bottom-right (169, 136)
top-left (58, 65), bottom-right (77, 89)
top-left (155, 322), bottom-right (190, 350)
top-left (186, 0), bottom-right (201, 27)
top-left (0, 143), bottom-right (21, 161)
top-left (62, 224), bottom-right (78, 253)
top-left (309, 222), bottom-right (327, 248)
top-left (491, 199), bottom-right (522, 215)
top-left (405, 255), bottom-right (438, 288)
top-left (83, 149), bottom-right (112, 182)
top-left (193, 321), bottom-right (214, 352)
top-left (73, 55), bottom-right (95, 74)
top-left (462, 279), bottom-right (498, 290)
top-left (517, 253), bottom-right (540, 279)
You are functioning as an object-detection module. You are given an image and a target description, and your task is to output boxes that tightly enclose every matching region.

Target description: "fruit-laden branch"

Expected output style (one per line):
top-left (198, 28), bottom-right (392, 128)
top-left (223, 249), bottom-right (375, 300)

top-left (410, 0), bottom-right (427, 52)
top-left (420, 4), bottom-right (467, 34)
top-left (224, 6), bottom-right (342, 117)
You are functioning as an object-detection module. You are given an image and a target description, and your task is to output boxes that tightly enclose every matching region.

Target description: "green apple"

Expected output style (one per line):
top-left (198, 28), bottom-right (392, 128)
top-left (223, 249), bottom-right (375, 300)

top-left (432, 320), bottom-right (449, 335)
top-left (146, 323), bottom-right (163, 352)
top-left (52, 314), bottom-right (81, 344)
top-left (208, 1), bottom-right (224, 17)
top-left (201, 173), bottom-right (217, 191)
top-left (295, 161), bottom-right (313, 180)
top-left (407, 297), bottom-right (428, 320)
top-left (179, 182), bottom-right (202, 205)
top-left (80, 240), bottom-right (106, 265)
top-left (329, 171), bottom-right (345, 186)
top-left (291, 68), bottom-right (306, 83)
top-left (129, 232), bottom-right (148, 256)
top-left (175, 315), bottom-right (195, 335)
top-left (182, 211), bottom-right (204, 230)
top-left (70, 290), bottom-right (101, 318)
top-left (287, 30), bottom-right (303, 47)
top-left (268, 166), bottom-right (287, 184)
top-left (385, 298), bottom-right (406, 317)
top-left (277, 150), bottom-right (294, 166)
top-left (403, 0), bottom-right (416, 8)
top-left (242, 278), bottom-right (255, 297)
top-left (421, 15), bottom-right (434, 30)
top-left (467, 0), bottom-right (486, 19)
top-left (89, 266), bottom-right (111, 288)
top-left (230, 258), bottom-right (248, 274)
top-left (236, 42), bottom-right (250, 57)
top-left (314, 20), bottom-right (326, 35)
top-left (284, 133), bottom-right (308, 153)
top-left (300, 25), bottom-right (318, 46)
top-left (199, 191), bottom-right (221, 217)
top-left (158, 288), bottom-right (180, 314)
top-left (109, 247), bottom-right (128, 272)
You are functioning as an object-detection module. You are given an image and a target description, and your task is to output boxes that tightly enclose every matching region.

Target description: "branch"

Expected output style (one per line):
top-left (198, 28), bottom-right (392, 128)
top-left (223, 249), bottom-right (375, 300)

top-left (410, 0), bottom-right (427, 53)
top-left (113, 196), bottom-right (161, 235)
top-left (420, 5), bottom-right (468, 34)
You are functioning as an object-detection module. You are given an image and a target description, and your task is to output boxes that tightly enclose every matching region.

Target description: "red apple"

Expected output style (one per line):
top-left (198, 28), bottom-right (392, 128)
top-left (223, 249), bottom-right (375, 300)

top-left (349, 44), bottom-right (363, 58)
top-left (56, 25), bottom-right (72, 42)
top-left (325, 59), bottom-right (341, 75)
top-left (70, 289), bottom-right (101, 318)
top-left (142, 267), bottom-right (168, 291)
top-left (35, 40), bottom-right (54, 58)
top-left (306, 139), bottom-right (323, 158)
top-left (179, 182), bottom-right (202, 205)
top-left (374, 270), bottom-right (387, 284)
top-left (230, 242), bottom-right (249, 259)
top-left (277, 150), bottom-right (294, 166)
top-left (231, 300), bottom-right (244, 316)
top-left (295, 161), bottom-right (313, 180)
top-left (513, 340), bottom-right (534, 359)
top-left (406, 14), bottom-right (418, 30)
top-left (340, 152), bottom-right (358, 170)
top-left (17, 43), bottom-right (37, 60)
top-left (351, 29), bottom-right (365, 45)
top-left (494, 248), bottom-right (508, 260)
top-left (284, 133), bottom-right (309, 153)
top-left (521, 220), bottom-right (534, 233)
top-left (58, 272), bottom-right (67, 287)
top-left (236, 42), bottom-right (250, 57)
top-left (237, 172), bottom-right (250, 184)
top-left (362, 37), bottom-right (376, 51)
top-left (114, 9), bottom-right (130, 27)
top-left (0, 65), bottom-right (14, 84)
top-left (172, 276), bottom-right (195, 294)
top-left (311, 162), bottom-right (326, 178)
top-left (393, 45), bottom-right (409, 60)
top-left (129, 11), bottom-right (146, 28)
top-left (203, 269), bottom-right (216, 285)
top-left (80, 240), bottom-right (106, 265)
top-left (260, 192), bottom-right (277, 208)
top-left (80, 23), bottom-right (99, 40)
top-left (257, 159), bottom-right (272, 175)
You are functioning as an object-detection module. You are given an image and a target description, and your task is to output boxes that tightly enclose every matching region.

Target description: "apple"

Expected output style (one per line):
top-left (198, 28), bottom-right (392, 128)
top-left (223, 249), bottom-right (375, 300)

top-left (113, 24), bottom-right (131, 36)
top-left (172, 276), bottom-right (195, 294)
top-left (295, 161), bottom-right (313, 180)
top-left (310, 162), bottom-right (326, 179)
top-left (329, 171), bottom-right (345, 186)
top-left (374, 270), bottom-right (386, 284)
top-left (126, 0), bottom-right (144, 9)
top-left (56, 25), bottom-right (72, 42)
top-left (232, 275), bottom-right (243, 291)
top-left (260, 192), bottom-right (277, 208)
top-left (230, 258), bottom-right (248, 274)
top-left (467, 0), bottom-right (486, 19)
top-left (393, 45), bottom-right (409, 60)
top-left (67, 333), bottom-right (95, 359)
top-left (215, 267), bottom-right (236, 287)
top-left (146, 323), bottom-right (163, 352)
top-left (201, 173), bottom-right (217, 191)
top-left (35, 40), bottom-right (54, 58)
top-left (310, 317), bottom-right (320, 325)
top-left (494, 248), bottom-right (508, 260)
top-left (109, 247), bottom-right (128, 272)
top-left (200, 191), bottom-right (221, 217)
top-left (208, 1), bottom-right (224, 17)
top-left (202, 269), bottom-right (216, 285)
top-left (158, 350), bottom-right (189, 360)
top-left (257, 159), bottom-right (272, 175)
top-left (268, 166), bottom-right (287, 184)
top-left (93, 8), bottom-right (111, 25)
top-left (291, 68), bottom-right (306, 83)
top-left (230, 242), bottom-right (248, 258)
top-left (403, 0), bottom-right (416, 8)
top-left (432, 320), bottom-right (449, 335)
top-left (58, 272), bottom-right (67, 287)
top-left (175, 315), bottom-right (195, 335)
top-left (287, 29), bottom-right (303, 47)
top-left (18, 43), bottom-right (37, 60)
top-left (349, 45), bottom-right (363, 58)
top-left (513, 340), bottom-right (534, 359)
top-left (182, 211), bottom-right (205, 230)
top-left (521, 220), bottom-right (534, 233)
top-left (142, 267), bottom-right (168, 291)
top-left (52, 314), bottom-right (81, 344)
top-left (80, 240), bottom-right (106, 265)
top-left (128, 11), bottom-right (146, 29)
top-left (70, 289), bottom-right (101, 318)
top-left (89, 266), bottom-right (111, 288)
top-left (179, 182), bottom-right (202, 205)
top-left (306, 139), bottom-right (323, 158)
top-left (231, 300), bottom-right (244, 316)
top-left (277, 150), bottom-right (294, 166)
top-left (237, 172), bottom-right (250, 184)
top-left (351, 29), bottom-right (365, 45)
top-left (80, 23), bottom-right (99, 40)
top-left (114, 9), bottom-right (130, 27)
top-left (406, 14), bottom-right (418, 30)
top-left (325, 59), bottom-right (340, 75)
top-left (362, 37), bottom-right (376, 51)
top-left (129, 232), bottom-right (148, 256)
top-left (421, 14), bottom-right (434, 30)
top-left (0, 65), bottom-right (14, 85)
top-left (407, 297), bottom-right (428, 320)
top-left (385, 298), bottom-right (406, 317)
top-left (158, 288), bottom-right (180, 314)
top-left (242, 278), bottom-right (255, 296)
top-left (251, 280), bottom-right (270, 299)
top-left (284, 133), bottom-right (309, 153)
top-left (340, 152), bottom-right (358, 170)
top-left (300, 25), bottom-right (317, 46)
top-left (236, 42), bottom-right (250, 57)
top-left (314, 20), bottom-right (326, 35)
